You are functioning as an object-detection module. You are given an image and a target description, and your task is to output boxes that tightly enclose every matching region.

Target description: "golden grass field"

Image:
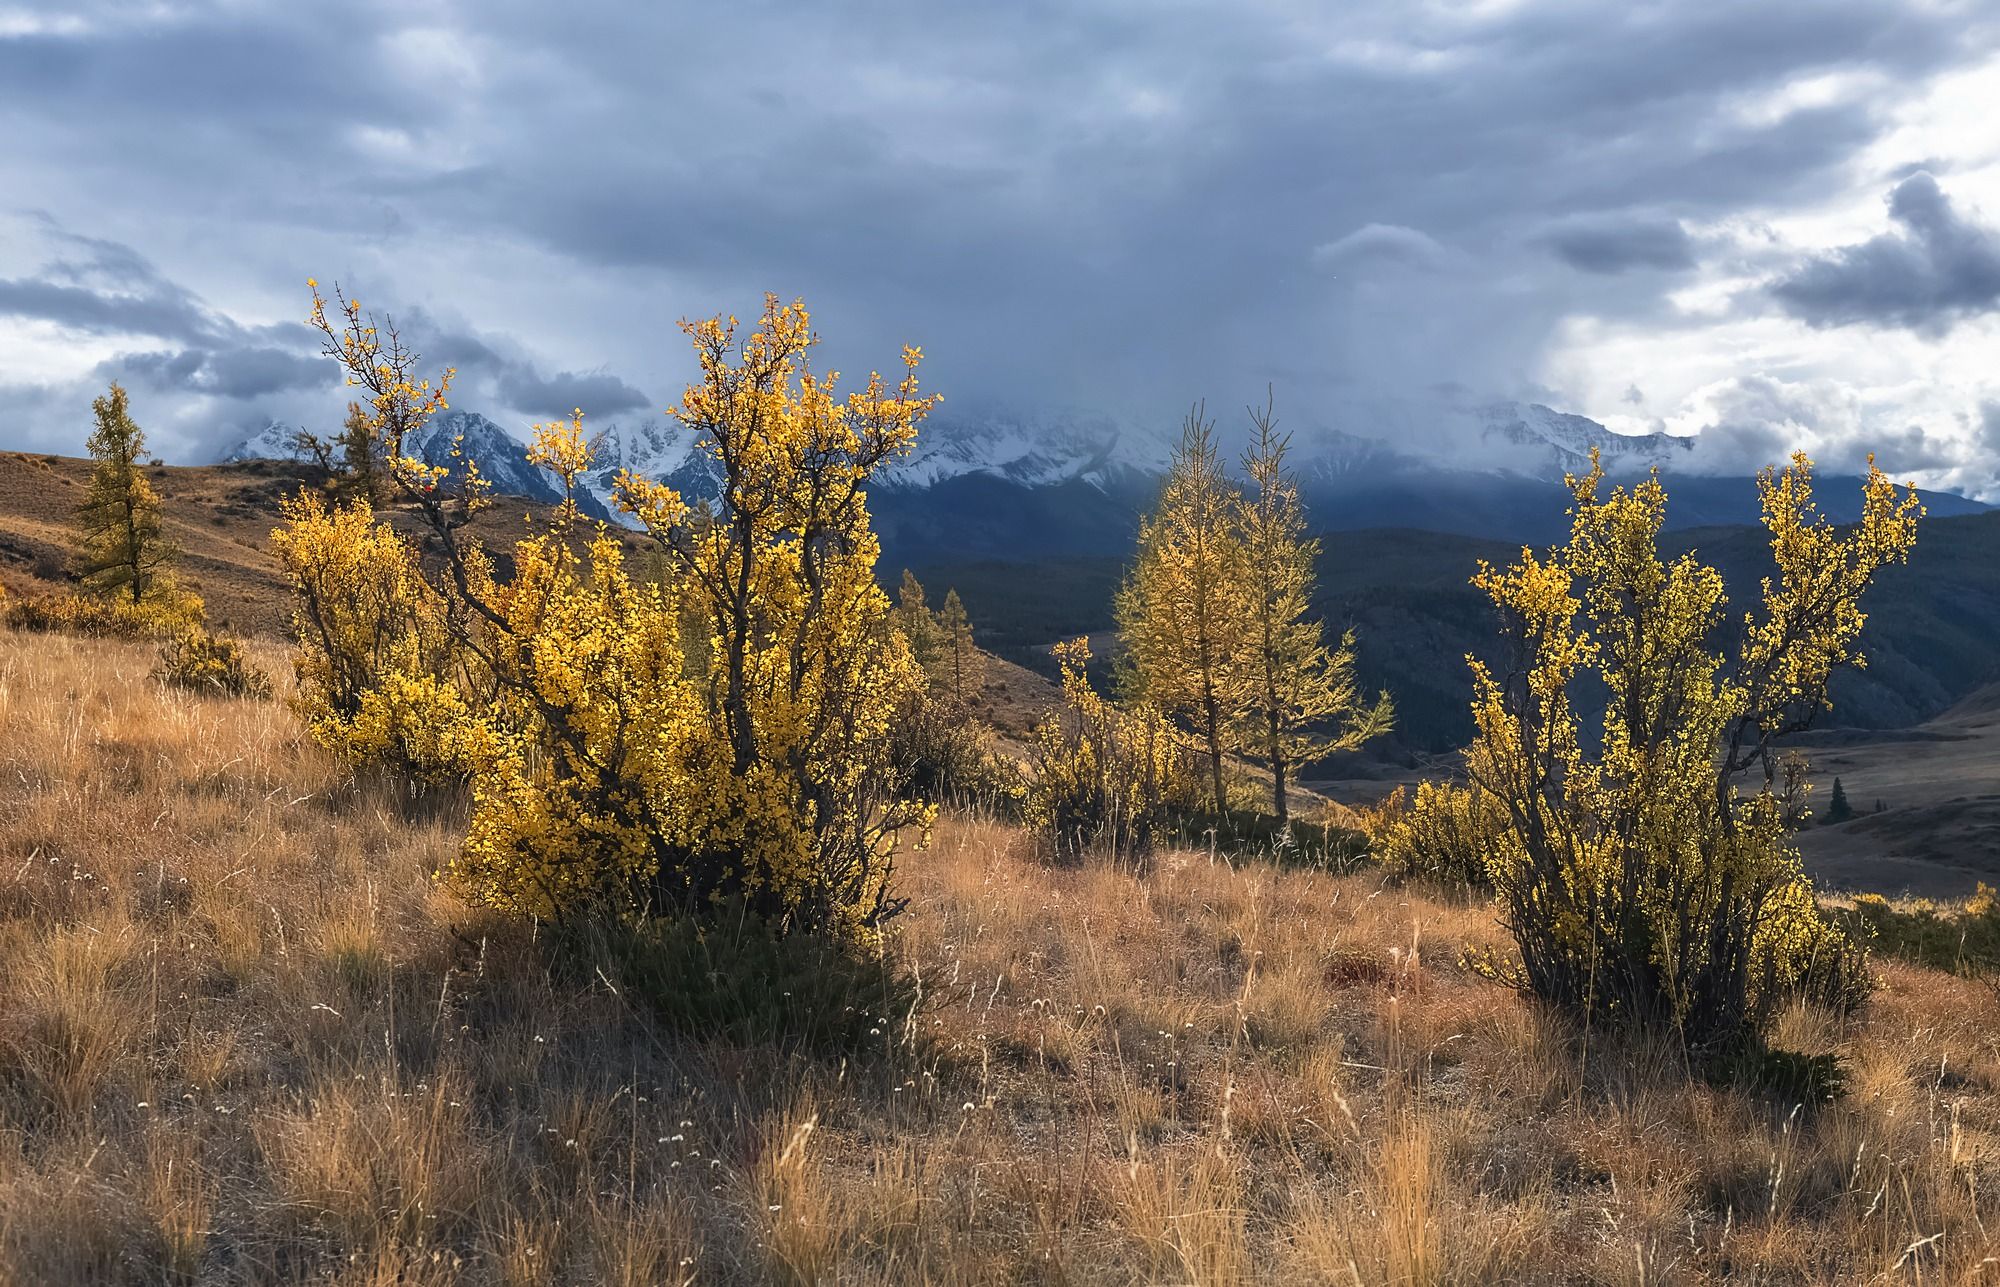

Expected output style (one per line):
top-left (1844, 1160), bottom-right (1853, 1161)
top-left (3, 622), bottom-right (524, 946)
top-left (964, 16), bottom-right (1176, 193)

top-left (0, 626), bottom-right (1996, 1284)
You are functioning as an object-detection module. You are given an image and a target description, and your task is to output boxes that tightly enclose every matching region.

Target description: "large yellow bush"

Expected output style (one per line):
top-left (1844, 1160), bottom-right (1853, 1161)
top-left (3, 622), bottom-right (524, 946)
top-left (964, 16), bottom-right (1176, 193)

top-left (1464, 452), bottom-right (1916, 1059)
top-left (282, 289), bottom-right (936, 937)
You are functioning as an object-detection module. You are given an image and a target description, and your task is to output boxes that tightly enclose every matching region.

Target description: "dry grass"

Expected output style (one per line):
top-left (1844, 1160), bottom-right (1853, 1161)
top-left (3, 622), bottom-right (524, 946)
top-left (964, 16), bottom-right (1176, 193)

top-left (0, 626), bottom-right (1996, 1283)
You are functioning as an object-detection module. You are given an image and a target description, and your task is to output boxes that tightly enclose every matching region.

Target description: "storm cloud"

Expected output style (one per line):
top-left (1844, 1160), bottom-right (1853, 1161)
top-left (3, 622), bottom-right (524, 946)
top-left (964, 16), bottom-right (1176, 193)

top-left (1541, 215), bottom-right (1697, 275)
top-left (0, 0), bottom-right (1996, 483)
top-left (1770, 172), bottom-right (2000, 333)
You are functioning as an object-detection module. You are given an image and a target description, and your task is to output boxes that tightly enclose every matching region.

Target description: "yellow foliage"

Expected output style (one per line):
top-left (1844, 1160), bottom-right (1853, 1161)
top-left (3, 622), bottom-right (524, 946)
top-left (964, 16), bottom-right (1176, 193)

top-left (153, 628), bottom-right (273, 700)
top-left (1027, 637), bottom-right (1198, 859)
top-left (284, 291), bottom-right (937, 937)
top-left (1371, 779), bottom-right (1498, 887)
top-left (270, 493), bottom-right (476, 782)
top-left (6, 588), bottom-right (203, 639)
top-left (1464, 451), bottom-right (1917, 1056)
top-left (1116, 407), bottom-right (1247, 817)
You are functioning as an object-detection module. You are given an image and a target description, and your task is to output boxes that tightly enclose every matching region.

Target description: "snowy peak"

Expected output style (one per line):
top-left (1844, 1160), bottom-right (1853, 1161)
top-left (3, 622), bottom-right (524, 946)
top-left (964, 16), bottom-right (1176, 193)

top-left (222, 421), bottom-right (306, 463)
top-left (889, 408), bottom-right (1168, 491)
top-left (220, 397), bottom-right (1694, 518)
top-left (1474, 401), bottom-right (1690, 477)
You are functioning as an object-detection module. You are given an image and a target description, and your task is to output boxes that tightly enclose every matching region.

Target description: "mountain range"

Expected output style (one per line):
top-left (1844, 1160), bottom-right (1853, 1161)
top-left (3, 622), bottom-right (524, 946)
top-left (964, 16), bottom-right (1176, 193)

top-left (225, 400), bottom-right (1987, 567)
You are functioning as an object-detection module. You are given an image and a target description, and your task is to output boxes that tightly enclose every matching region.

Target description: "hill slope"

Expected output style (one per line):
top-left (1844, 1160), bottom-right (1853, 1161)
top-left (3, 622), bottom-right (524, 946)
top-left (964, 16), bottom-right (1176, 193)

top-left (0, 628), bottom-right (1993, 1280)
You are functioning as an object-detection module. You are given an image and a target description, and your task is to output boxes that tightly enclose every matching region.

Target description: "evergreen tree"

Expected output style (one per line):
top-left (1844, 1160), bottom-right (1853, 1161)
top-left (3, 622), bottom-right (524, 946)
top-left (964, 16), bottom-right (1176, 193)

top-left (936, 587), bottom-right (984, 707)
top-left (1116, 405), bottom-right (1246, 818)
top-left (74, 382), bottom-right (177, 605)
top-left (1230, 395), bottom-right (1393, 824)
top-left (1823, 776), bottom-right (1854, 824)
top-left (292, 401), bottom-right (384, 504)
top-left (893, 569), bottom-right (943, 675)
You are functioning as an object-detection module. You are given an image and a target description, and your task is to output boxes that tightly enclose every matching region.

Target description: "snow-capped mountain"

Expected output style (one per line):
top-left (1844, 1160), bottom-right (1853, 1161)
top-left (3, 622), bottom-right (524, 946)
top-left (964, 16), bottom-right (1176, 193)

top-left (226, 397), bottom-right (1973, 561)
top-left (889, 407), bottom-right (1168, 490)
top-left (1473, 402), bottom-right (1691, 477)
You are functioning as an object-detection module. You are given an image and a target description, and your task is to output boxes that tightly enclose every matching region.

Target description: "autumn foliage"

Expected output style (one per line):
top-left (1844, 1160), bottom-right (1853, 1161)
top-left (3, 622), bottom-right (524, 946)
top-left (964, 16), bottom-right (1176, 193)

top-left (279, 289), bottom-right (936, 937)
top-left (1464, 452), bottom-right (1918, 1059)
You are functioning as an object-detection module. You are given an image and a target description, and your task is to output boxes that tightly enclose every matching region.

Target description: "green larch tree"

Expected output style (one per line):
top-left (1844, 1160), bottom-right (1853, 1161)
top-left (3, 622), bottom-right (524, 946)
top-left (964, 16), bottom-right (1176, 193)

top-left (1230, 395), bottom-right (1393, 824)
top-left (1115, 405), bottom-right (1246, 818)
top-left (935, 587), bottom-right (984, 707)
top-left (74, 382), bottom-right (177, 605)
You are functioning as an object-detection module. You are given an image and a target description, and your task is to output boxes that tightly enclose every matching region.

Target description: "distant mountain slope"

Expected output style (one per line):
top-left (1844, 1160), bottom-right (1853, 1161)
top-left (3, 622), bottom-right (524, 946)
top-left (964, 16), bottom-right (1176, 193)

top-left (917, 511), bottom-right (2000, 759)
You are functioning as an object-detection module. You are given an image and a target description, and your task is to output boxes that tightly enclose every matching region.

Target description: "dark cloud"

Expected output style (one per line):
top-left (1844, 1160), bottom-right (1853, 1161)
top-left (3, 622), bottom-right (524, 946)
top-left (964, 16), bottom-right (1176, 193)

top-left (1542, 214), bottom-right (1695, 274)
top-left (103, 345), bottom-right (331, 399)
top-left (1769, 173), bottom-right (2000, 333)
top-left (496, 367), bottom-right (652, 419)
top-left (0, 1), bottom-right (1996, 477)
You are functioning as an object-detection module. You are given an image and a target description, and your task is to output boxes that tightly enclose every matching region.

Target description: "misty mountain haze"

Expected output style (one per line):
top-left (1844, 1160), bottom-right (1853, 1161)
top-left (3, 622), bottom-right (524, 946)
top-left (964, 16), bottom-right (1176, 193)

top-left (223, 395), bottom-right (1989, 564)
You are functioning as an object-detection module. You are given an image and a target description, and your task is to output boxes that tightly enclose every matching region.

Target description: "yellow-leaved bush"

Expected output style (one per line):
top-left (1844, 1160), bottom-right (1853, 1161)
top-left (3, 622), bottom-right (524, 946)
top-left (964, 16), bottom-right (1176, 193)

top-left (153, 627), bottom-right (273, 699)
top-left (1371, 779), bottom-right (1500, 888)
top-left (270, 493), bottom-right (479, 781)
top-left (280, 289), bottom-right (936, 938)
top-left (1464, 451), bottom-right (1918, 1059)
top-left (1026, 637), bottom-right (1199, 860)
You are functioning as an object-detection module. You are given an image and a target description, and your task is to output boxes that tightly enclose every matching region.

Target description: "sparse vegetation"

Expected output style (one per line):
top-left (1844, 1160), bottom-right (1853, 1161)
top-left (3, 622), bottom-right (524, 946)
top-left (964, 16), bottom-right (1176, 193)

top-left (0, 626), bottom-right (1996, 1281)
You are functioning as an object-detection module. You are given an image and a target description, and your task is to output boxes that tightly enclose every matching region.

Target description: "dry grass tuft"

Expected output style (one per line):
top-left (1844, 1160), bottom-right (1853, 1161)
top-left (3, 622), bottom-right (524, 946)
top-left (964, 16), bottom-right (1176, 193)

top-left (0, 626), bottom-right (1995, 1281)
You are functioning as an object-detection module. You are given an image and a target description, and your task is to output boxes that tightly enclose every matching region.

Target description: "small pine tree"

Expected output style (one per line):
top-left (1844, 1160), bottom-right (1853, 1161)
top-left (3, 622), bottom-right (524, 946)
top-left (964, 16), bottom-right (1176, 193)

top-left (74, 382), bottom-right (178, 605)
top-left (893, 570), bottom-right (943, 674)
top-left (291, 402), bottom-right (384, 504)
top-left (1824, 776), bottom-right (1854, 824)
top-left (1116, 405), bottom-right (1247, 818)
top-left (1230, 394), bottom-right (1393, 824)
top-left (935, 588), bottom-right (984, 707)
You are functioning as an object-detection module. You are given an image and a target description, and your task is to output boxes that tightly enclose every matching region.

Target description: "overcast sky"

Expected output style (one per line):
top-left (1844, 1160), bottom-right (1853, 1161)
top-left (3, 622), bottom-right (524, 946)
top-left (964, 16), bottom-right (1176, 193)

top-left (4, 0), bottom-right (2000, 494)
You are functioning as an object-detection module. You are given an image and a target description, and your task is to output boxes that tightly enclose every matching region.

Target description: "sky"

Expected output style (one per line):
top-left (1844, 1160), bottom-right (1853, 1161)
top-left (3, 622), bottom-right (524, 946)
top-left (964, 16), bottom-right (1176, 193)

top-left (3, 0), bottom-right (2000, 494)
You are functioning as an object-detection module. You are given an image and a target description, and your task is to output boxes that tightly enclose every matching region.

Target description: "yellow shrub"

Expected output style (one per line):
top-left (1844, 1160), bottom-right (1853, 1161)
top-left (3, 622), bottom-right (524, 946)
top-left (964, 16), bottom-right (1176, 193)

top-left (270, 493), bottom-right (477, 781)
top-left (6, 589), bottom-right (202, 639)
top-left (1026, 637), bottom-right (1198, 860)
top-left (1371, 780), bottom-right (1498, 887)
top-left (153, 628), bottom-right (273, 699)
top-left (286, 290), bottom-right (937, 938)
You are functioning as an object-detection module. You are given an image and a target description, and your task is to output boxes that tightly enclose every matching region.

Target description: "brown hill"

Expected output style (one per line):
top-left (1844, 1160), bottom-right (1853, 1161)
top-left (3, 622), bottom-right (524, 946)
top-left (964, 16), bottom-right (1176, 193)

top-left (0, 450), bottom-right (1061, 735)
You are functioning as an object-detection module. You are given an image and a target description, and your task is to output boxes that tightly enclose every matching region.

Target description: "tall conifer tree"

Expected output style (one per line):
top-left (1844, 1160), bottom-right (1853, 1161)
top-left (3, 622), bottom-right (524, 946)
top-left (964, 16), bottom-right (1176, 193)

top-left (1230, 394), bottom-right (1392, 823)
top-left (74, 382), bottom-right (177, 605)
top-left (936, 587), bottom-right (983, 707)
top-left (1116, 405), bottom-right (1246, 818)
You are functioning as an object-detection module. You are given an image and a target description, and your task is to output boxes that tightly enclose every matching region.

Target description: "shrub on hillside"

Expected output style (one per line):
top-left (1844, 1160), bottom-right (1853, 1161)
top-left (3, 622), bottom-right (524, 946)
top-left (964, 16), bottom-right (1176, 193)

top-left (271, 492), bottom-right (477, 782)
top-left (285, 287), bottom-right (937, 939)
top-left (6, 589), bottom-right (203, 639)
top-left (1371, 779), bottom-right (1499, 888)
top-left (890, 688), bottom-right (1023, 812)
top-left (1832, 884), bottom-right (2000, 978)
top-left (1462, 453), bottom-right (1915, 1063)
top-left (153, 627), bottom-right (273, 700)
top-left (1027, 637), bottom-right (1200, 861)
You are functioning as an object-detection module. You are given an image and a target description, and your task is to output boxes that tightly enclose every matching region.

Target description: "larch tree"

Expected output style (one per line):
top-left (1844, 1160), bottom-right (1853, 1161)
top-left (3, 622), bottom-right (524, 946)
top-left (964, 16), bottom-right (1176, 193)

top-left (291, 401), bottom-right (383, 504)
top-left (74, 382), bottom-right (178, 606)
top-left (1230, 395), bottom-right (1393, 824)
top-left (893, 569), bottom-right (943, 676)
top-left (1116, 405), bottom-right (1247, 819)
top-left (936, 587), bottom-right (984, 707)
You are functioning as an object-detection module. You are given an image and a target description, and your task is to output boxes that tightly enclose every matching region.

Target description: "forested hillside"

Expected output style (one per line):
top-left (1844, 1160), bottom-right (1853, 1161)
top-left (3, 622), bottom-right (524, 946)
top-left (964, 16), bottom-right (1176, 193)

top-left (923, 509), bottom-right (2000, 756)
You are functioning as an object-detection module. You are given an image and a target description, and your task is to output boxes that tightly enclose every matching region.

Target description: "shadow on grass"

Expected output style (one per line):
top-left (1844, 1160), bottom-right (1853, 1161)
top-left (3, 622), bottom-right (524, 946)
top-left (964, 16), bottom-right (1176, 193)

top-left (556, 909), bottom-right (924, 1061)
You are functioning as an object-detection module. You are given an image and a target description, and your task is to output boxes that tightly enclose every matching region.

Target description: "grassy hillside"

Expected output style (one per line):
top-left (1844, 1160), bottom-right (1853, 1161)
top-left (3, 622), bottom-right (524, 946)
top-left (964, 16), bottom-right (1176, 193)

top-left (0, 627), bottom-right (1996, 1281)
